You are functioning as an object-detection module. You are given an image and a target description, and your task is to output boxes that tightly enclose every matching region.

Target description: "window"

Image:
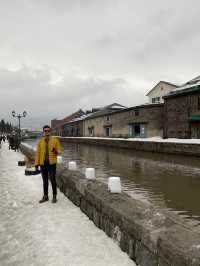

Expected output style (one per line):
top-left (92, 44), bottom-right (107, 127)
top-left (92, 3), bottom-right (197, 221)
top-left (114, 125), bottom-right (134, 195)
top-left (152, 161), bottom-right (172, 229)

top-left (152, 97), bottom-right (160, 103)
top-left (129, 124), bottom-right (146, 138)
top-left (134, 125), bottom-right (140, 135)
top-left (106, 116), bottom-right (110, 121)
top-left (135, 109), bottom-right (139, 116)
top-left (105, 127), bottom-right (112, 137)
top-left (88, 127), bottom-right (94, 136)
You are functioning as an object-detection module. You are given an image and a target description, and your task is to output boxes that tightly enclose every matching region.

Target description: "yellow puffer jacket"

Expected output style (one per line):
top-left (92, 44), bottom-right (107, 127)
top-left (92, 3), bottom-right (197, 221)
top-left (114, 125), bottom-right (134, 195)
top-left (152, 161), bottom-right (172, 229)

top-left (35, 136), bottom-right (62, 166)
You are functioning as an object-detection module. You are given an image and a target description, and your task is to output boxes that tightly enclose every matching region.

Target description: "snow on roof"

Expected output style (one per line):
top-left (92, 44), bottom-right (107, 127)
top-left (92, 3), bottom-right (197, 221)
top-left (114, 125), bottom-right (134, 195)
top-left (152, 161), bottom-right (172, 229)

top-left (102, 103), bottom-right (126, 109)
top-left (65, 112), bottom-right (94, 124)
top-left (172, 81), bottom-right (200, 92)
top-left (83, 103), bottom-right (127, 120)
top-left (169, 75), bottom-right (200, 93)
top-left (186, 75), bottom-right (200, 84)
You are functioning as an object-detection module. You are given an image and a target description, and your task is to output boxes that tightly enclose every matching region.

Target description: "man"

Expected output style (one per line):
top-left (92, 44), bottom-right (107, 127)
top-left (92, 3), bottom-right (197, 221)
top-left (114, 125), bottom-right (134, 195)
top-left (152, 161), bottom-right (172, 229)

top-left (13, 133), bottom-right (20, 152)
top-left (35, 125), bottom-right (62, 203)
top-left (8, 133), bottom-right (15, 150)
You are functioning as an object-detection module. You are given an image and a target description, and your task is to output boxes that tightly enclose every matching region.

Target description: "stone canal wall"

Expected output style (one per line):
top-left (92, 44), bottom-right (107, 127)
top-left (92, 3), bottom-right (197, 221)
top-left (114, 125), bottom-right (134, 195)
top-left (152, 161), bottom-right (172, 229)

top-left (20, 143), bottom-right (200, 266)
top-left (59, 137), bottom-right (200, 157)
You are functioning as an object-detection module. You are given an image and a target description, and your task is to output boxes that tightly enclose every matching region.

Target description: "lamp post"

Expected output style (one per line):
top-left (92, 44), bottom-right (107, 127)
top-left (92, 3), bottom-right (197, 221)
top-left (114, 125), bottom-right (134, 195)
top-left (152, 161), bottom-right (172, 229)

top-left (11, 110), bottom-right (27, 139)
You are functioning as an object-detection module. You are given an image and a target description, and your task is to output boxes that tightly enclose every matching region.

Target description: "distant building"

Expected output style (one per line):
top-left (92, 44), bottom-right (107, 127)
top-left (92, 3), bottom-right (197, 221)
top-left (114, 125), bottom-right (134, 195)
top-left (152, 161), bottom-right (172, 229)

top-left (51, 119), bottom-right (63, 136)
top-left (83, 103), bottom-right (127, 137)
top-left (84, 103), bottom-right (163, 138)
top-left (163, 76), bottom-right (200, 138)
top-left (21, 128), bottom-right (42, 139)
top-left (61, 103), bottom-right (126, 137)
top-left (62, 113), bottom-right (93, 137)
top-left (51, 109), bottom-right (85, 136)
top-left (146, 81), bottom-right (178, 104)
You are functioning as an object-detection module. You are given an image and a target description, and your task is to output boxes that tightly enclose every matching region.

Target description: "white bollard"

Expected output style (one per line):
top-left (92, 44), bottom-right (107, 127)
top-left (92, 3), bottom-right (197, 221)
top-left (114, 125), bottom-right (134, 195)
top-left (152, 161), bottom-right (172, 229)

top-left (85, 168), bottom-right (96, 180)
top-left (57, 156), bottom-right (63, 164)
top-left (108, 177), bottom-right (122, 193)
top-left (68, 161), bottom-right (77, 170)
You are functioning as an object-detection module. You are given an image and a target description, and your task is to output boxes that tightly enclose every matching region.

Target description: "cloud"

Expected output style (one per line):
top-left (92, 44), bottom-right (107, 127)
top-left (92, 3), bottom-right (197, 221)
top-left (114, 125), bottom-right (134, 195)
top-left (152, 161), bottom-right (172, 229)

top-left (0, 0), bottom-right (200, 128)
top-left (0, 66), bottom-right (144, 128)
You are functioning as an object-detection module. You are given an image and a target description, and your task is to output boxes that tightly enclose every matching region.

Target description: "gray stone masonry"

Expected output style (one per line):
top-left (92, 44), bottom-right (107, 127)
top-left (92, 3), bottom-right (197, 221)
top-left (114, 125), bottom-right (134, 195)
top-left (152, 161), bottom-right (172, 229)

top-left (20, 143), bottom-right (200, 266)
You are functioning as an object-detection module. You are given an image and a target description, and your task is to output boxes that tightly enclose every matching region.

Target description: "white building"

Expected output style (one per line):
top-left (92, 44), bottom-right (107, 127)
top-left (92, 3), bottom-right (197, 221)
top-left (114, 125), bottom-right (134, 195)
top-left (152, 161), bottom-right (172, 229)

top-left (146, 81), bottom-right (178, 104)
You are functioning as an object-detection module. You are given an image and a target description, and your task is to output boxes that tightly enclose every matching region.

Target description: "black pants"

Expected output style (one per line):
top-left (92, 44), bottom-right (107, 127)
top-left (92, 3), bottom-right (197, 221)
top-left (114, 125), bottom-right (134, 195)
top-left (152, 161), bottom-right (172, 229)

top-left (40, 163), bottom-right (57, 196)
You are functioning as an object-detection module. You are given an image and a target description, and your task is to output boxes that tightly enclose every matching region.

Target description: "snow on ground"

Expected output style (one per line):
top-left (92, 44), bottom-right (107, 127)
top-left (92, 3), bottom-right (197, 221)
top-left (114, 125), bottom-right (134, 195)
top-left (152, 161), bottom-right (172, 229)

top-left (127, 137), bottom-right (200, 144)
top-left (0, 143), bottom-right (135, 266)
top-left (61, 136), bottom-right (200, 144)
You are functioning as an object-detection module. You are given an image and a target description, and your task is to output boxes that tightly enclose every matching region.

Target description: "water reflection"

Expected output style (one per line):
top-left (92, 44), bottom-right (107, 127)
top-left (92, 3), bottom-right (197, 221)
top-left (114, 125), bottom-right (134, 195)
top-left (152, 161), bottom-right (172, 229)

top-left (26, 140), bottom-right (200, 223)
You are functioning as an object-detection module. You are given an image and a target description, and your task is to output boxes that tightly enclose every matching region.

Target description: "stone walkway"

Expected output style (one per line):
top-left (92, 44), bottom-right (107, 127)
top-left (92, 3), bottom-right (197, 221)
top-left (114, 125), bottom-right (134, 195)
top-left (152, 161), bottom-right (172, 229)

top-left (0, 143), bottom-right (135, 266)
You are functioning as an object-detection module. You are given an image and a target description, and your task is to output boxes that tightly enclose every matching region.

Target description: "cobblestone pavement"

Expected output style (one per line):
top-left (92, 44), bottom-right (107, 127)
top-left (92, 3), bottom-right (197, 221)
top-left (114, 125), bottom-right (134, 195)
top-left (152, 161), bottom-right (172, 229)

top-left (0, 143), bottom-right (135, 266)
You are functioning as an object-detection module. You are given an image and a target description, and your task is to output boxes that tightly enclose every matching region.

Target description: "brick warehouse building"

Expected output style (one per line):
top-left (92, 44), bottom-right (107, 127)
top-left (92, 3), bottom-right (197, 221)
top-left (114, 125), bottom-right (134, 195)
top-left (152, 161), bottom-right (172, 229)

top-left (84, 103), bottom-right (164, 138)
top-left (51, 109), bottom-right (85, 136)
top-left (163, 76), bottom-right (200, 138)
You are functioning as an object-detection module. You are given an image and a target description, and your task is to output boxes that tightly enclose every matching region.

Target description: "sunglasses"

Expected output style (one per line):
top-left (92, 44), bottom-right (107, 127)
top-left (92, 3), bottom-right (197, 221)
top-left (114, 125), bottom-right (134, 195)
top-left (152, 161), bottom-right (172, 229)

top-left (44, 129), bottom-right (51, 132)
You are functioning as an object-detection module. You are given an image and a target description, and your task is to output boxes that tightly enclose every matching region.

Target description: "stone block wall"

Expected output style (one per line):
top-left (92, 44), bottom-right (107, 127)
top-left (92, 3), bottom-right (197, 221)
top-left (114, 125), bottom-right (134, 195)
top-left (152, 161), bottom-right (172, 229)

top-left (164, 91), bottom-right (200, 139)
top-left (59, 137), bottom-right (200, 157)
top-left (49, 167), bottom-right (200, 266)
top-left (164, 95), bottom-right (190, 138)
top-left (62, 120), bottom-right (84, 137)
top-left (84, 116), bottom-right (106, 137)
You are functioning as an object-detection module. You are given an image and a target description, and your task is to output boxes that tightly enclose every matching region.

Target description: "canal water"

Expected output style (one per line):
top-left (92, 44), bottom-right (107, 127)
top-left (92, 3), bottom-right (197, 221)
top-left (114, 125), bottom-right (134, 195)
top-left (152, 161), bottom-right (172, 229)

top-left (26, 139), bottom-right (200, 226)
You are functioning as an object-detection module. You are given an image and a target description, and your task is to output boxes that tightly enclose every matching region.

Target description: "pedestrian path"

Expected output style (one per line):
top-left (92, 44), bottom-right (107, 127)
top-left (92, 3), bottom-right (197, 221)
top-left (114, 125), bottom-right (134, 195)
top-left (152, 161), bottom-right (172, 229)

top-left (0, 143), bottom-right (135, 266)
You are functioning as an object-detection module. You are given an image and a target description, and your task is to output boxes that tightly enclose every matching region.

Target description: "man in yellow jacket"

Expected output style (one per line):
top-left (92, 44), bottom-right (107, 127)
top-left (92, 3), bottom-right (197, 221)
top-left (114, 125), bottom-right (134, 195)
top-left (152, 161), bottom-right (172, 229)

top-left (35, 125), bottom-right (62, 203)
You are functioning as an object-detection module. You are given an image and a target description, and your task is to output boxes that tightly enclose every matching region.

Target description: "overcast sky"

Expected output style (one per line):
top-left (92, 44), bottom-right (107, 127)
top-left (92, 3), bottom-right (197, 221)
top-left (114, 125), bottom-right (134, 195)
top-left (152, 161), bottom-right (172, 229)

top-left (0, 0), bottom-right (200, 128)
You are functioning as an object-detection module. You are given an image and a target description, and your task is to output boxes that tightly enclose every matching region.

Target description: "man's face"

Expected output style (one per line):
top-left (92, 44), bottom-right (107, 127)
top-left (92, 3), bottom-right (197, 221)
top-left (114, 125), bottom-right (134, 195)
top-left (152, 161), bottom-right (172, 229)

top-left (43, 127), bottom-right (51, 137)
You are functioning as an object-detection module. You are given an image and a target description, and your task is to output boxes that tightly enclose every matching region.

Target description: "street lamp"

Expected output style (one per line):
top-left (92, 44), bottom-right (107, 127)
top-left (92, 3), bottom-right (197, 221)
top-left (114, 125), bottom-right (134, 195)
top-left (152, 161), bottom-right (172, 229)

top-left (11, 110), bottom-right (27, 139)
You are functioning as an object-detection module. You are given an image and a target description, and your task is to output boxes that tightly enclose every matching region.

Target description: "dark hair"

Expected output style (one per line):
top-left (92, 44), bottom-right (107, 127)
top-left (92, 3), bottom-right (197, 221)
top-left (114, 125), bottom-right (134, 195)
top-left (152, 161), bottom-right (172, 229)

top-left (43, 125), bottom-right (51, 130)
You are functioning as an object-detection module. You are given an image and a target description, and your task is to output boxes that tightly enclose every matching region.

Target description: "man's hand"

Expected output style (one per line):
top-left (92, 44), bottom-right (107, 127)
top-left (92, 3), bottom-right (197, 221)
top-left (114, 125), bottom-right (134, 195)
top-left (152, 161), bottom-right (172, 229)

top-left (52, 147), bottom-right (58, 155)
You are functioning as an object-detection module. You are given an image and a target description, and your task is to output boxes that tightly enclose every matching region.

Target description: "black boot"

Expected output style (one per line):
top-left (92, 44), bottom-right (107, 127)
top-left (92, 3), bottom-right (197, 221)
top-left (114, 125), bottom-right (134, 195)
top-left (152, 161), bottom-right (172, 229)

top-left (39, 195), bottom-right (49, 203)
top-left (52, 195), bottom-right (57, 203)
